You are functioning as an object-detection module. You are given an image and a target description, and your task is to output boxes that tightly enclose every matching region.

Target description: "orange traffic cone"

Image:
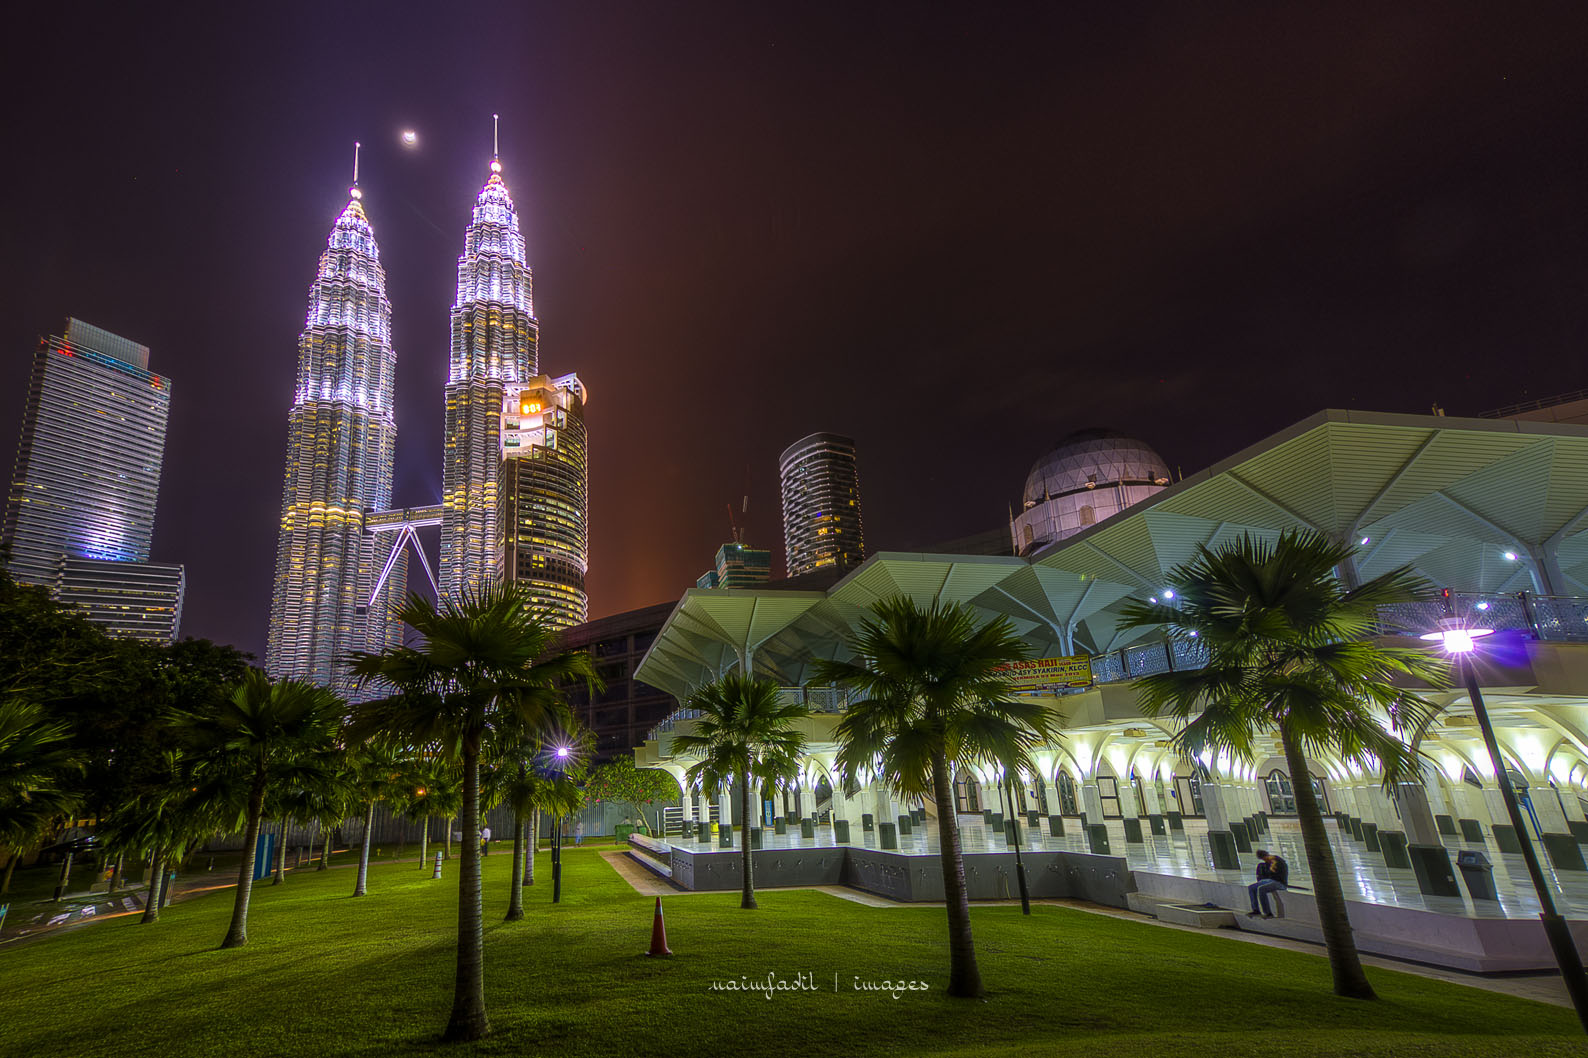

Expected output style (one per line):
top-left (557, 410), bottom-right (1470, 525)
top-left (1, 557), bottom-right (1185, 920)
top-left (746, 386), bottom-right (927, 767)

top-left (644, 896), bottom-right (673, 957)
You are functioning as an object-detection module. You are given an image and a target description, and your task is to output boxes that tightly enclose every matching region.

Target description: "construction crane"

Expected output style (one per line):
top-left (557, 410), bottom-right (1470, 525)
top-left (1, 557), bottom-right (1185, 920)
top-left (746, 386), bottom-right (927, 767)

top-left (726, 494), bottom-right (749, 546)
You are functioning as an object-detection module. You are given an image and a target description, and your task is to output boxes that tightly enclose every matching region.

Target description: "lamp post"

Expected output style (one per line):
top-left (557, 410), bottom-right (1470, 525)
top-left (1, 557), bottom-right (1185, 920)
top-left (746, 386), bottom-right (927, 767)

top-left (551, 744), bottom-right (572, 905)
top-left (1424, 617), bottom-right (1588, 1032)
top-left (1003, 773), bottom-right (1032, 915)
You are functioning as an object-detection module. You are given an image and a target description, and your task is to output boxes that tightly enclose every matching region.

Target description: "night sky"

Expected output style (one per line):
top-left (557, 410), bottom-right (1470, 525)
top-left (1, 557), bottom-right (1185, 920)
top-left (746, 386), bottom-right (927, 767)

top-left (3, 4), bottom-right (1586, 660)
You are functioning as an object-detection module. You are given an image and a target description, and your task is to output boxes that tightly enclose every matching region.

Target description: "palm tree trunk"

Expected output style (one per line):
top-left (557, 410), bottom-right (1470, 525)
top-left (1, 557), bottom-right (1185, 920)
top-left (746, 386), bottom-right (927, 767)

top-left (141, 848), bottom-right (165, 924)
top-left (108, 851), bottom-right (124, 894)
top-left (445, 815), bottom-right (453, 859)
top-left (161, 855), bottom-right (177, 908)
top-left (1282, 725), bottom-right (1375, 999)
top-left (419, 816), bottom-right (429, 868)
top-left (273, 818), bottom-right (288, 885)
top-left (221, 771), bottom-right (267, 949)
top-left (740, 751), bottom-right (757, 909)
top-left (525, 809), bottom-right (537, 885)
top-left (2, 846), bottom-right (21, 895)
top-left (318, 824), bottom-right (330, 870)
top-left (506, 812), bottom-right (525, 921)
top-left (444, 732), bottom-right (489, 1042)
top-left (931, 751), bottom-right (983, 998)
top-left (355, 799), bottom-right (375, 897)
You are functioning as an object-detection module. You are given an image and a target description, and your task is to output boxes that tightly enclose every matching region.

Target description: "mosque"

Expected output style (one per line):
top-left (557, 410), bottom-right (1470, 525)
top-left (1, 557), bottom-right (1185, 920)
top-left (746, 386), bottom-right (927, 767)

top-left (629, 407), bottom-right (1588, 972)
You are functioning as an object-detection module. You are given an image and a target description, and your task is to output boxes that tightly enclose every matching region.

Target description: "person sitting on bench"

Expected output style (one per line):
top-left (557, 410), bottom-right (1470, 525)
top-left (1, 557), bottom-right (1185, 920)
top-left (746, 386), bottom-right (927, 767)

top-left (1247, 849), bottom-right (1288, 918)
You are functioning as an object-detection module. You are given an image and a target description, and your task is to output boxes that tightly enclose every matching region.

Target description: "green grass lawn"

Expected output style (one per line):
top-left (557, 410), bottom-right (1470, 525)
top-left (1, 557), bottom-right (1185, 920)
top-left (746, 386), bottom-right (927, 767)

top-left (0, 846), bottom-right (1582, 1057)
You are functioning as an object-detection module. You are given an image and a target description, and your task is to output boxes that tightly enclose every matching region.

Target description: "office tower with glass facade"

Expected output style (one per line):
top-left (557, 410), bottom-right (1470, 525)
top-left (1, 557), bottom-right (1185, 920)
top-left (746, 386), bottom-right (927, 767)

top-left (1, 318), bottom-right (185, 642)
top-left (265, 181), bottom-right (405, 692)
top-left (56, 556), bottom-right (185, 643)
top-left (441, 153), bottom-right (538, 603)
top-left (778, 432), bottom-right (865, 577)
top-left (696, 542), bottom-right (772, 589)
top-left (500, 373), bottom-right (588, 629)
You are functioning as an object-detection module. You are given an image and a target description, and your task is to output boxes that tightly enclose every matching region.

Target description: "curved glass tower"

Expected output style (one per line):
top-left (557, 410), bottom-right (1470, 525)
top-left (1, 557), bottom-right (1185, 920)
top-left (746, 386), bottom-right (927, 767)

top-left (779, 432), bottom-right (865, 577)
top-left (266, 182), bottom-right (405, 692)
top-left (501, 373), bottom-right (588, 629)
top-left (441, 154), bottom-right (538, 602)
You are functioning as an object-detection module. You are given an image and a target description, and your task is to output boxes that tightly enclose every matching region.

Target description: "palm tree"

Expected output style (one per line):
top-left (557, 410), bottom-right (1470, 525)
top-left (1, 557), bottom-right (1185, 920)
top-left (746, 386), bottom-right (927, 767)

top-left (814, 597), bottom-right (1057, 999)
top-left (265, 745), bottom-right (345, 883)
top-left (183, 671), bottom-right (343, 949)
top-left (400, 757), bottom-right (462, 869)
top-left (485, 724), bottom-right (587, 920)
top-left (98, 748), bottom-right (216, 925)
top-left (347, 581), bottom-right (593, 1043)
top-left (306, 748), bottom-right (354, 871)
top-left (0, 699), bottom-right (80, 895)
top-left (1119, 530), bottom-right (1446, 1000)
top-left (349, 739), bottom-right (407, 896)
top-left (671, 674), bottom-right (808, 910)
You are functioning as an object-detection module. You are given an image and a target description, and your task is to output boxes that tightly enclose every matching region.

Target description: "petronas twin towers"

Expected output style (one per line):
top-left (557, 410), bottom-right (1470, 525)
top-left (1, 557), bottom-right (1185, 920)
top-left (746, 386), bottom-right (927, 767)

top-left (266, 138), bottom-right (589, 694)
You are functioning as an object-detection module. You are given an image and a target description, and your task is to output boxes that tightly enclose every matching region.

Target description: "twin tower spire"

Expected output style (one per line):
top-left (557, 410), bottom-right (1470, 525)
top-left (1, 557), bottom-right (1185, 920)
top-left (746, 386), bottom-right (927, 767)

top-left (265, 123), bottom-right (590, 695)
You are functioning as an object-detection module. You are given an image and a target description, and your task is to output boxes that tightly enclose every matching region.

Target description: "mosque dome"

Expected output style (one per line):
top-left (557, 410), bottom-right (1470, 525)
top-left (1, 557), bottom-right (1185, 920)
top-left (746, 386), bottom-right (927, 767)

top-left (1013, 430), bottom-right (1172, 556)
top-left (1021, 430), bottom-right (1171, 507)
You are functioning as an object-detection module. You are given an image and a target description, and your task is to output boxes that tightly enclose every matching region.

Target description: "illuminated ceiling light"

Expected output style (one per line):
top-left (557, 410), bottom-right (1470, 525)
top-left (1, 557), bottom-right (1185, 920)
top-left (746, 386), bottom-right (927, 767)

top-left (1503, 551), bottom-right (1518, 561)
top-left (1475, 601), bottom-right (1490, 611)
top-left (1359, 536), bottom-right (1371, 546)
top-left (401, 130), bottom-right (418, 147)
top-left (1162, 589), bottom-right (1174, 599)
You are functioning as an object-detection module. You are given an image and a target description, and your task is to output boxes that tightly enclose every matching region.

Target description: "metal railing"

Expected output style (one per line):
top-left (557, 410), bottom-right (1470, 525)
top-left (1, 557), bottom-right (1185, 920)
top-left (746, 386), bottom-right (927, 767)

top-left (1374, 591), bottom-right (1588, 642)
top-left (646, 686), bottom-right (851, 742)
top-left (1480, 389), bottom-right (1588, 418)
top-left (644, 591), bottom-right (1588, 741)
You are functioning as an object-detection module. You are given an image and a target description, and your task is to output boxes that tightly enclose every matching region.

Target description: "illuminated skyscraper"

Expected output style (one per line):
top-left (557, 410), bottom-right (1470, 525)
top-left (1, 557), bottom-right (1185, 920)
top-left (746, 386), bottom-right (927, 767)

top-left (441, 143), bottom-right (538, 602)
top-left (779, 432), bottom-right (865, 577)
top-left (697, 542), bottom-right (772, 589)
top-left (500, 374), bottom-right (588, 629)
top-left (1, 318), bottom-right (185, 642)
top-left (266, 172), bottom-right (405, 692)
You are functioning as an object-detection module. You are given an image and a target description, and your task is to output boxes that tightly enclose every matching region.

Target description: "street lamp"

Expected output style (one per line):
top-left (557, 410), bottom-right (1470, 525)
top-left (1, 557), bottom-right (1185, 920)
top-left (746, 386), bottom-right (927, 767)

top-left (1422, 616), bottom-right (1588, 1032)
top-left (550, 745), bottom-right (572, 904)
top-left (1001, 771), bottom-right (1032, 915)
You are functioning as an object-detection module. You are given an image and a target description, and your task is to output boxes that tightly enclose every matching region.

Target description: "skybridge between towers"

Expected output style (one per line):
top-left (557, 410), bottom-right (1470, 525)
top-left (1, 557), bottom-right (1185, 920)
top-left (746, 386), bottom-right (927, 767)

top-left (361, 504), bottom-right (442, 608)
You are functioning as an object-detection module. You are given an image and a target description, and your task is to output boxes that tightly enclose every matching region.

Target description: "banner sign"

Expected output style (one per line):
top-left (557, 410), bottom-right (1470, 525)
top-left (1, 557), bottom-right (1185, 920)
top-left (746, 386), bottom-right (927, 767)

top-left (994, 655), bottom-right (1093, 692)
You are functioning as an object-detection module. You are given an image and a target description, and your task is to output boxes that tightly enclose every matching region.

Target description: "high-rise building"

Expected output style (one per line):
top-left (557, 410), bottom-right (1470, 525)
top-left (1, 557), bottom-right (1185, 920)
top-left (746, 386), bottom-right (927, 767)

top-left (500, 374), bottom-right (588, 629)
top-left (441, 151), bottom-right (538, 603)
top-left (56, 557), bottom-right (185, 643)
top-left (778, 432), bottom-right (865, 577)
top-left (1, 319), bottom-right (185, 642)
top-left (265, 178), bottom-right (405, 692)
top-left (557, 601), bottom-right (679, 762)
top-left (696, 542), bottom-right (772, 589)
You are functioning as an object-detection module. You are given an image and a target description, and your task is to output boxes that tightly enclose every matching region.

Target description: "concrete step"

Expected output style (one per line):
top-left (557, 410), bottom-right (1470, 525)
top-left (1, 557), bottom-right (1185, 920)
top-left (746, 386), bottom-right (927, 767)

top-left (625, 848), bottom-right (673, 882)
top-left (1125, 891), bottom-right (1167, 916)
top-left (1157, 903), bottom-right (1238, 928)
